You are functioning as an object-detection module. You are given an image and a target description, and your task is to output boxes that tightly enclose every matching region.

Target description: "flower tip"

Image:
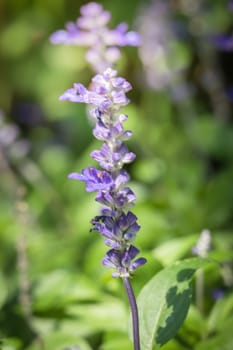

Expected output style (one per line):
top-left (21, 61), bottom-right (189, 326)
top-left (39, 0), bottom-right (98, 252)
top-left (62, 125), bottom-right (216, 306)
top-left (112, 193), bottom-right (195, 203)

top-left (49, 30), bottom-right (67, 44)
top-left (68, 172), bottom-right (80, 180)
top-left (59, 94), bottom-right (66, 101)
top-left (131, 257), bottom-right (147, 271)
top-left (126, 31), bottom-right (141, 46)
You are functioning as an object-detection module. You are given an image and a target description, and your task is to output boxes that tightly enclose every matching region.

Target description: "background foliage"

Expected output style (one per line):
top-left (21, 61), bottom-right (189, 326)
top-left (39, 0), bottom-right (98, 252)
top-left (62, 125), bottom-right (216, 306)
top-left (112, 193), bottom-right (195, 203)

top-left (0, 0), bottom-right (233, 349)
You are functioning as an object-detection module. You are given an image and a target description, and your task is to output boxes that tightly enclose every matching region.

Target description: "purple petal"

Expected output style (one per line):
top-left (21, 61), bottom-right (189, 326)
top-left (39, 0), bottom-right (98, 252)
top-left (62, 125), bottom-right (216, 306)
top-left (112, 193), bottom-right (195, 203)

top-left (127, 245), bottom-right (140, 259)
top-left (50, 30), bottom-right (69, 44)
top-left (118, 114), bottom-right (128, 122)
top-left (104, 239), bottom-right (121, 249)
top-left (114, 170), bottom-right (130, 187)
top-left (111, 91), bottom-right (129, 106)
top-left (124, 31), bottom-right (141, 46)
top-left (130, 257), bottom-right (147, 271)
top-left (68, 172), bottom-right (83, 180)
top-left (80, 2), bottom-right (104, 16)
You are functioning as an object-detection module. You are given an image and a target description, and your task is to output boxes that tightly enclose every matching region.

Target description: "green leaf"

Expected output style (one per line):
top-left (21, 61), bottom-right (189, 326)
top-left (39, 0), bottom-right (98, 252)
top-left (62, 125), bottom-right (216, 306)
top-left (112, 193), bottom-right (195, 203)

top-left (101, 331), bottom-right (132, 350)
top-left (67, 297), bottom-right (127, 333)
top-left (207, 293), bottom-right (233, 333)
top-left (194, 320), bottom-right (233, 350)
top-left (26, 332), bottom-right (92, 350)
top-left (137, 258), bottom-right (212, 350)
top-left (0, 338), bottom-right (22, 350)
top-left (33, 270), bottom-right (100, 312)
top-left (153, 235), bottom-right (198, 265)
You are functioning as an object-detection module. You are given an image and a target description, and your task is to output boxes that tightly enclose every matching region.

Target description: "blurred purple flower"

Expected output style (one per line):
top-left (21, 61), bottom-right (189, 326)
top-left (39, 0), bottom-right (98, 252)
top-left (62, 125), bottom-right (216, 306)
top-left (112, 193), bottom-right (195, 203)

top-left (136, 0), bottom-right (182, 90)
top-left (212, 33), bottom-right (233, 51)
top-left (192, 229), bottom-right (212, 257)
top-left (228, 1), bottom-right (233, 11)
top-left (212, 288), bottom-right (224, 300)
top-left (65, 67), bottom-right (146, 277)
top-left (50, 2), bottom-right (140, 72)
top-left (226, 86), bottom-right (233, 101)
top-left (0, 112), bottom-right (30, 162)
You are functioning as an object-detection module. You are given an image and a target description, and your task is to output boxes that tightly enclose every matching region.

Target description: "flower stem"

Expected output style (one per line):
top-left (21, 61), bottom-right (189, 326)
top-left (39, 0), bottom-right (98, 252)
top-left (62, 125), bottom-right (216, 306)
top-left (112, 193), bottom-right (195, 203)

top-left (123, 277), bottom-right (141, 350)
top-left (195, 268), bottom-right (204, 314)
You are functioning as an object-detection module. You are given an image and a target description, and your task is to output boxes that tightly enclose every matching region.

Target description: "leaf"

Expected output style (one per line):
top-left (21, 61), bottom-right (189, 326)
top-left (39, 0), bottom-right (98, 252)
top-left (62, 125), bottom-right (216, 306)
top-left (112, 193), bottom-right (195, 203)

top-left (137, 258), bottom-right (212, 350)
top-left (26, 332), bottom-right (92, 350)
top-left (194, 319), bottom-right (233, 350)
top-left (207, 293), bottom-right (233, 333)
top-left (101, 331), bottom-right (132, 350)
top-left (0, 272), bottom-right (8, 309)
top-left (153, 235), bottom-right (198, 265)
top-left (33, 270), bottom-right (100, 312)
top-left (0, 338), bottom-right (22, 350)
top-left (181, 304), bottom-right (207, 339)
top-left (66, 297), bottom-right (127, 333)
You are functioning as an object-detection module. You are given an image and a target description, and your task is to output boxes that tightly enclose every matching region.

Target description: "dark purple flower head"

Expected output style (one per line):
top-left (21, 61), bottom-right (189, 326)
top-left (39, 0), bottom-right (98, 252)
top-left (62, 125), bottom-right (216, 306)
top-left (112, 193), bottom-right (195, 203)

top-left (68, 166), bottom-right (114, 192)
top-left (95, 186), bottom-right (136, 211)
top-left (50, 2), bottom-right (140, 72)
top-left (102, 245), bottom-right (146, 277)
top-left (91, 211), bottom-right (140, 248)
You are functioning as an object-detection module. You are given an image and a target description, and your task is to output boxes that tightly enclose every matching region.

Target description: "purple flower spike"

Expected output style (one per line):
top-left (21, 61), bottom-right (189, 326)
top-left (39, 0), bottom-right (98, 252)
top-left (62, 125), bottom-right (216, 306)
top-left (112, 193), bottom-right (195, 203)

top-left (50, 2), bottom-right (140, 73)
top-left (64, 67), bottom-right (145, 276)
top-left (53, 5), bottom-right (145, 349)
top-left (58, 7), bottom-right (146, 278)
top-left (65, 68), bottom-right (145, 276)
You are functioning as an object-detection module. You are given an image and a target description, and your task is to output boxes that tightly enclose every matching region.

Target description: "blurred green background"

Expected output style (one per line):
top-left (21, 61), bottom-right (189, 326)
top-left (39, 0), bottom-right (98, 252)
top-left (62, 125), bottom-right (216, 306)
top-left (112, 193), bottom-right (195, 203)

top-left (0, 0), bottom-right (233, 349)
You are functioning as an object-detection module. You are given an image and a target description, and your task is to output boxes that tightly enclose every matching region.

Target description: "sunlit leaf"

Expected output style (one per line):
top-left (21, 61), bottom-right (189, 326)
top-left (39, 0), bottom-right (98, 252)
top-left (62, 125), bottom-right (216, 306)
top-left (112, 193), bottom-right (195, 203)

top-left (153, 235), bottom-right (198, 265)
top-left (137, 258), bottom-right (213, 350)
top-left (26, 332), bottom-right (91, 350)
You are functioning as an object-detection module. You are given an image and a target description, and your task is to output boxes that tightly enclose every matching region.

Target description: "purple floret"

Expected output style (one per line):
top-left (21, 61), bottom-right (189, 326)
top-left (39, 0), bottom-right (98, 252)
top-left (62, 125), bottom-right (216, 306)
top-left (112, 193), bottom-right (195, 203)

top-left (68, 167), bottom-right (114, 192)
top-left (102, 245), bottom-right (146, 278)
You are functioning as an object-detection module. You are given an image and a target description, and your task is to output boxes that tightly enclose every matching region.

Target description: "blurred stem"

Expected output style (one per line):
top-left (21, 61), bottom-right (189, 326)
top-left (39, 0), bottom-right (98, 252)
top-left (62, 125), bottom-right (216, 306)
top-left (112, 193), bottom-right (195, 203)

top-left (195, 269), bottom-right (204, 314)
top-left (123, 277), bottom-right (140, 350)
top-left (16, 186), bottom-right (32, 322)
